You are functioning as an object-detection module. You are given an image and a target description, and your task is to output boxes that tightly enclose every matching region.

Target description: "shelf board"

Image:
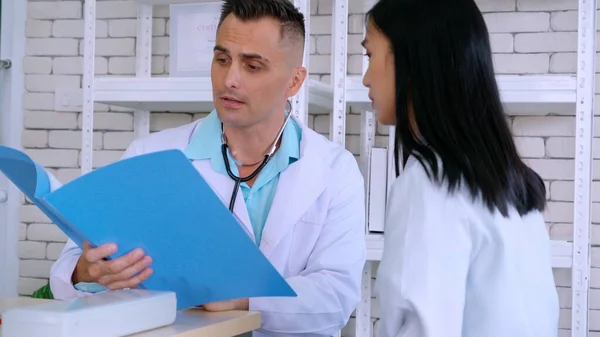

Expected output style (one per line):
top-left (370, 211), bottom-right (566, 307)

top-left (345, 74), bottom-right (577, 116)
top-left (132, 0), bottom-right (216, 4)
top-left (94, 74), bottom-right (576, 115)
top-left (94, 77), bottom-right (333, 114)
top-left (365, 234), bottom-right (573, 269)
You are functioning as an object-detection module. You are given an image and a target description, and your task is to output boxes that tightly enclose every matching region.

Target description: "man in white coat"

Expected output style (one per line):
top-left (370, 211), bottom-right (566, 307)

top-left (49, 0), bottom-right (366, 335)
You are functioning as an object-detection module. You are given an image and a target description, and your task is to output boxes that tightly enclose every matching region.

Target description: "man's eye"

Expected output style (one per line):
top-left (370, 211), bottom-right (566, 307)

top-left (247, 64), bottom-right (261, 71)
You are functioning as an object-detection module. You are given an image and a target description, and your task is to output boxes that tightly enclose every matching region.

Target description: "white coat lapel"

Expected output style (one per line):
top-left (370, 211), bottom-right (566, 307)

top-left (260, 131), bottom-right (329, 257)
top-left (190, 160), bottom-right (254, 241)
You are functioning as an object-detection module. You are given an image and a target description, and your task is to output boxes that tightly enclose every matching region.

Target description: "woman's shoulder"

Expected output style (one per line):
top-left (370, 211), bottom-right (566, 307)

top-left (387, 155), bottom-right (486, 231)
top-left (389, 155), bottom-right (546, 228)
top-left (384, 156), bottom-right (480, 253)
top-left (389, 156), bottom-right (461, 206)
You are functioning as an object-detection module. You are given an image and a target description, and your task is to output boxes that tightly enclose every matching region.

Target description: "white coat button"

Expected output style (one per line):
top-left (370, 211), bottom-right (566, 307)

top-left (0, 190), bottom-right (7, 203)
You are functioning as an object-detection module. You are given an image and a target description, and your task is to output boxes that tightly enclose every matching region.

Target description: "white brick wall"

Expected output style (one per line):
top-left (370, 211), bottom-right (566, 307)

top-left (15, 0), bottom-right (599, 335)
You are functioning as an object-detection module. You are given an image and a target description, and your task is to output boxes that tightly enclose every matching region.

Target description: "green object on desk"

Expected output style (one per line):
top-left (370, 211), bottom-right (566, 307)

top-left (31, 282), bottom-right (54, 299)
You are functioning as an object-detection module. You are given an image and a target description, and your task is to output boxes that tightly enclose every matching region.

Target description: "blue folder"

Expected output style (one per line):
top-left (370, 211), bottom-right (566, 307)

top-left (0, 146), bottom-right (296, 310)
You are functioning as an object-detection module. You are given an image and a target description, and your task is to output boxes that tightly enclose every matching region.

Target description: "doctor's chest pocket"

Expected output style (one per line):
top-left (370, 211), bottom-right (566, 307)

top-left (287, 211), bottom-right (326, 275)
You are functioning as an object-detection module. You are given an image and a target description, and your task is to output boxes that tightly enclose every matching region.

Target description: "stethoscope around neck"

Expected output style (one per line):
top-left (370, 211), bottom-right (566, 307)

top-left (220, 101), bottom-right (293, 212)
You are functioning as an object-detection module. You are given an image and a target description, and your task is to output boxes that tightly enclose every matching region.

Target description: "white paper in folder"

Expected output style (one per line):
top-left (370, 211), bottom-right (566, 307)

top-left (368, 147), bottom-right (388, 232)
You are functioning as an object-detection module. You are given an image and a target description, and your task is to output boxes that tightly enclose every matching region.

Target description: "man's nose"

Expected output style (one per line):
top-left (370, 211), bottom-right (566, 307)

top-left (224, 63), bottom-right (241, 89)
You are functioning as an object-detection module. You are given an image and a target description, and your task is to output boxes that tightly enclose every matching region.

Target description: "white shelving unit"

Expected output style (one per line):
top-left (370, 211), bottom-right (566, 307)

top-left (80, 0), bottom-right (595, 336)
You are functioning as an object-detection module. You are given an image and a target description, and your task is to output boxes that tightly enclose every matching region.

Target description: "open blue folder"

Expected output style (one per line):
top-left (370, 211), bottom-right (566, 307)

top-left (0, 146), bottom-right (296, 310)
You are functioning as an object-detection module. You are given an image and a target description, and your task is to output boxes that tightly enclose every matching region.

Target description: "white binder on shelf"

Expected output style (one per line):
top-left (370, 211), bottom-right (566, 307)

top-left (367, 147), bottom-right (388, 233)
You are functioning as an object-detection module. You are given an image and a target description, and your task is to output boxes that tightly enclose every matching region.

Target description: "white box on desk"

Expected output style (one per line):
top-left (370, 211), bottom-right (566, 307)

top-left (3, 289), bottom-right (177, 337)
top-left (169, 2), bottom-right (222, 77)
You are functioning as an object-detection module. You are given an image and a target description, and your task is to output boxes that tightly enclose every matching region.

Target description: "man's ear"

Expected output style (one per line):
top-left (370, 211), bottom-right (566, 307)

top-left (286, 67), bottom-right (308, 98)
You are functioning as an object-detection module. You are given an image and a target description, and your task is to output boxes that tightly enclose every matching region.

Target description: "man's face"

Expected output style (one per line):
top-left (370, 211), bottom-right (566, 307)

top-left (211, 14), bottom-right (304, 128)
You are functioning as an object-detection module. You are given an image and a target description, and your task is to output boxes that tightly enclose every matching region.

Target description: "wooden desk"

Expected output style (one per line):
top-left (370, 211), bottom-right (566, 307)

top-left (0, 297), bottom-right (260, 337)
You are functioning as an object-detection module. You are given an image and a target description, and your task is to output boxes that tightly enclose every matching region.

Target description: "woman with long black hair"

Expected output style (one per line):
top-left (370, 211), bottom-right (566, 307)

top-left (361, 0), bottom-right (559, 336)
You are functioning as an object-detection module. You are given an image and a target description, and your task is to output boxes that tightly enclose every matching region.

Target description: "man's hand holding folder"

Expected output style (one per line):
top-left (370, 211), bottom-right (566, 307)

top-left (72, 241), bottom-right (153, 290)
top-left (74, 240), bottom-right (250, 312)
top-left (202, 298), bottom-right (249, 312)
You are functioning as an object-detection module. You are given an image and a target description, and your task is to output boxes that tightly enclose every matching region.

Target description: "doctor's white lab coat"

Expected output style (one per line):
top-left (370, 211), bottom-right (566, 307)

top-left (376, 156), bottom-right (559, 337)
top-left (49, 117), bottom-right (367, 336)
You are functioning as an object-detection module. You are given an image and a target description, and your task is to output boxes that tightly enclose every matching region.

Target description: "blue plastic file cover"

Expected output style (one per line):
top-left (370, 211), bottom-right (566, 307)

top-left (0, 146), bottom-right (296, 310)
top-left (0, 146), bottom-right (48, 199)
top-left (0, 146), bottom-right (89, 246)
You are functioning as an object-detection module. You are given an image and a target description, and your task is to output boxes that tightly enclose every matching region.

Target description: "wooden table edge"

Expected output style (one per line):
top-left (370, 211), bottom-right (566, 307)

top-left (167, 311), bottom-right (261, 337)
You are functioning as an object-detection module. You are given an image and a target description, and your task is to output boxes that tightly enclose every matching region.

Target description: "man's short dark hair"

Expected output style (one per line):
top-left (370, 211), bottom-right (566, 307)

top-left (218, 0), bottom-right (306, 46)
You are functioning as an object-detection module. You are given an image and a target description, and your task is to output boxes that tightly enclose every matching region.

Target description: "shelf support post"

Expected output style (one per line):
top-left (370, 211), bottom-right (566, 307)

top-left (357, 110), bottom-right (375, 337)
top-left (357, 1), bottom-right (377, 335)
top-left (572, 0), bottom-right (596, 336)
top-left (330, 0), bottom-right (348, 147)
top-left (356, 262), bottom-right (372, 337)
top-left (292, 0), bottom-right (310, 126)
top-left (81, 0), bottom-right (97, 174)
top-left (134, 4), bottom-right (153, 139)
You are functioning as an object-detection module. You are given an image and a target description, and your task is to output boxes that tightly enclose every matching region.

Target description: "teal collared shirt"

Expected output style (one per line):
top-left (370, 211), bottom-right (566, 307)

top-left (183, 110), bottom-right (302, 246)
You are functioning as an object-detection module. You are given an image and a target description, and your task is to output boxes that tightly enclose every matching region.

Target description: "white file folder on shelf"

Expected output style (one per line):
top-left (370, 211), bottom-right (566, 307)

top-left (368, 147), bottom-right (388, 232)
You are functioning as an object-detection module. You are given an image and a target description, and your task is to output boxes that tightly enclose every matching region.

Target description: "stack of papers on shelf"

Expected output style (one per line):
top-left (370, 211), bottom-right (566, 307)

top-left (0, 146), bottom-right (296, 310)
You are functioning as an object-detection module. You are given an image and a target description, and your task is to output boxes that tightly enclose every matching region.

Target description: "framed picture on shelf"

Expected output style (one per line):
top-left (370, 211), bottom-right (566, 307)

top-left (169, 2), bottom-right (222, 77)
